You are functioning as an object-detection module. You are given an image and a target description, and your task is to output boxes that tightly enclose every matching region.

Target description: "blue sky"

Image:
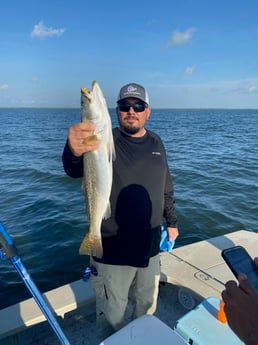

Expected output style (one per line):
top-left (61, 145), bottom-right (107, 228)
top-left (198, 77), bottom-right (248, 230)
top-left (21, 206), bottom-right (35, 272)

top-left (1, 0), bottom-right (258, 108)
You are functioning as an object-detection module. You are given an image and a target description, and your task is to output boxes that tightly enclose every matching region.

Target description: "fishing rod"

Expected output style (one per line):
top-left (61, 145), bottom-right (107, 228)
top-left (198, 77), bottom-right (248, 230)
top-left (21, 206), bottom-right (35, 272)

top-left (0, 223), bottom-right (71, 345)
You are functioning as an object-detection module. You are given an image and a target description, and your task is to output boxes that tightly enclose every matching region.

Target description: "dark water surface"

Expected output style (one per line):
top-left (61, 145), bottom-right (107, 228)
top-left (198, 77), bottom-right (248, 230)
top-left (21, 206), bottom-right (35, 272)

top-left (0, 108), bottom-right (257, 309)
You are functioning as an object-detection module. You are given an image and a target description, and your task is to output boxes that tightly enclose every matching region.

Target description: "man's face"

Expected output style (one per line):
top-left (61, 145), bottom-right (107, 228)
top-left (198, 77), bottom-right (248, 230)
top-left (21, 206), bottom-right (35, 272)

top-left (116, 97), bottom-right (151, 137)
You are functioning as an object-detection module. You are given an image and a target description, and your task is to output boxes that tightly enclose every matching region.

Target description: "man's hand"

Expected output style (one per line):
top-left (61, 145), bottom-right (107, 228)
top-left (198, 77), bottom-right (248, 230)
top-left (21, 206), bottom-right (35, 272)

top-left (167, 227), bottom-right (179, 242)
top-left (68, 122), bottom-right (100, 157)
top-left (222, 258), bottom-right (258, 345)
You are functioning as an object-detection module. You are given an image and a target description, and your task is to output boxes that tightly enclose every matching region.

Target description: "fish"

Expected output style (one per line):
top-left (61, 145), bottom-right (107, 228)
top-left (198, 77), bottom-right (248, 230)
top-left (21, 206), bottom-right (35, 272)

top-left (79, 81), bottom-right (115, 258)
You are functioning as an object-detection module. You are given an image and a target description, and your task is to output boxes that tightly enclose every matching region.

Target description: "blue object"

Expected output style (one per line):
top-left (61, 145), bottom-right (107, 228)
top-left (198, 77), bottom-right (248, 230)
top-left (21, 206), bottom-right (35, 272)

top-left (83, 266), bottom-right (98, 282)
top-left (0, 222), bottom-right (17, 259)
top-left (0, 223), bottom-right (71, 345)
top-left (160, 226), bottom-right (175, 252)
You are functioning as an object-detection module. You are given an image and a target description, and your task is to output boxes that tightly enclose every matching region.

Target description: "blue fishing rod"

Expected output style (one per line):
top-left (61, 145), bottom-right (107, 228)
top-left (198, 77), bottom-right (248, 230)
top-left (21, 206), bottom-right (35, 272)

top-left (0, 223), bottom-right (71, 345)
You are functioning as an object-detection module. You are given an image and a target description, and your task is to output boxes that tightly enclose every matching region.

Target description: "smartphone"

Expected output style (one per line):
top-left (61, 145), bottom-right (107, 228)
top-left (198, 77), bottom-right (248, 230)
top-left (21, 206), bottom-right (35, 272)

top-left (222, 245), bottom-right (258, 290)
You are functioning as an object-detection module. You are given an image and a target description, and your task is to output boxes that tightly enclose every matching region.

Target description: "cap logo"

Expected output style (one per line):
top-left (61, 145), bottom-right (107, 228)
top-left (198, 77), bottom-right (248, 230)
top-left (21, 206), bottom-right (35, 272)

top-left (118, 83), bottom-right (149, 104)
top-left (127, 85), bottom-right (137, 93)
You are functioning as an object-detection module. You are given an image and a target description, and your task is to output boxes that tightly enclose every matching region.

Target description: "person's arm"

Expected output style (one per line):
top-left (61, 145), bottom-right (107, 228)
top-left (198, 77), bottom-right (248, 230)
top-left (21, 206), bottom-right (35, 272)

top-left (62, 140), bottom-right (84, 178)
top-left (163, 165), bottom-right (179, 241)
top-left (222, 258), bottom-right (258, 345)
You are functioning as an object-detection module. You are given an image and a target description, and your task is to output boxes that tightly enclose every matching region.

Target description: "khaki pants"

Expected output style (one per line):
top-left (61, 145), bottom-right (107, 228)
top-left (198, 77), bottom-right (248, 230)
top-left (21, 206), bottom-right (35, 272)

top-left (90, 255), bottom-right (160, 341)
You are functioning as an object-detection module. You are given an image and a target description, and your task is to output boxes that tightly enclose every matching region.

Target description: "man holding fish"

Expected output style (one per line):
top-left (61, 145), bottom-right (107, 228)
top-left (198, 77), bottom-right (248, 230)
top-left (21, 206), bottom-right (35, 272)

top-left (62, 82), bottom-right (179, 340)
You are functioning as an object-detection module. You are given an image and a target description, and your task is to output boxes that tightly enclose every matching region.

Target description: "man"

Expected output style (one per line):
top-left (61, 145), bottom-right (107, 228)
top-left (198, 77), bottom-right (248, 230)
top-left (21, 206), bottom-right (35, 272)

top-left (222, 258), bottom-right (258, 345)
top-left (62, 83), bottom-right (179, 340)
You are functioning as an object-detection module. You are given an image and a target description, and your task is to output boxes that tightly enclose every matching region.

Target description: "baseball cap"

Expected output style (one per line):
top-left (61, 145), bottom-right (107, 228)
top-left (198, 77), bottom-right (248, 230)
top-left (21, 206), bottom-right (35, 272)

top-left (117, 83), bottom-right (149, 105)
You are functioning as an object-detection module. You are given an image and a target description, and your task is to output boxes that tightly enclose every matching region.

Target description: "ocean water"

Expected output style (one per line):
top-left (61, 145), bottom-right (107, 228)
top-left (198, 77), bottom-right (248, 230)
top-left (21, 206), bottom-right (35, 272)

top-left (0, 108), bottom-right (257, 309)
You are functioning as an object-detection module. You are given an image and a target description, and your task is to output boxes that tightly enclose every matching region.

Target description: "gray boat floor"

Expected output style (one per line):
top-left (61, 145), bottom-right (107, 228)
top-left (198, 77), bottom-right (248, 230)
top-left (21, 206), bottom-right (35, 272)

top-left (2, 229), bottom-right (258, 345)
top-left (1, 283), bottom-right (196, 345)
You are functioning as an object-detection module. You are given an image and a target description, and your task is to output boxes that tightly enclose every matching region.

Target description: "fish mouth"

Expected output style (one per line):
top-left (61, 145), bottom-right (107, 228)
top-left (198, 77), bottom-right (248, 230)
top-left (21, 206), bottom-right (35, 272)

top-left (81, 87), bottom-right (91, 98)
top-left (81, 87), bottom-right (90, 96)
top-left (81, 81), bottom-right (98, 102)
top-left (81, 87), bottom-right (93, 103)
top-left (81, 81), bottom-right (97, 94)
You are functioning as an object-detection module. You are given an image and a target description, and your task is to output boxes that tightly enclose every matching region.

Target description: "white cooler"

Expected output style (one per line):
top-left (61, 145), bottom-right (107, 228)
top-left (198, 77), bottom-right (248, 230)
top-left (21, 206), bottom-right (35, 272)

top-left (100, 314), bottom-right (187, 345)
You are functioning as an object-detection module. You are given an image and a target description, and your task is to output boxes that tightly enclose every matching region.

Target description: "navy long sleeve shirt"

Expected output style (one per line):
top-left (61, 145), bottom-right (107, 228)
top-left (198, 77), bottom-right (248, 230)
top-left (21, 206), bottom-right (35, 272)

top-left (62, 127), bottom-right (177, 267)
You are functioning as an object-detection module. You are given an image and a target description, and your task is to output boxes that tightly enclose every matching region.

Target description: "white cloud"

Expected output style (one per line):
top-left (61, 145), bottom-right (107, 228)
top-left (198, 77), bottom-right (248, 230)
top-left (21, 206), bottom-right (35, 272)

top-left (31, 21), bottom-right (66, 39)
top-left (166, 27), bottom-right (198, 48)
top-left (249, 85), bottom-right (257, 93)
top-left (1, 84), bottom-right (9, 91)
top-left (231, 81), bottom-right (258, 95)
top-left (183, 65), bottom-right (196, 76)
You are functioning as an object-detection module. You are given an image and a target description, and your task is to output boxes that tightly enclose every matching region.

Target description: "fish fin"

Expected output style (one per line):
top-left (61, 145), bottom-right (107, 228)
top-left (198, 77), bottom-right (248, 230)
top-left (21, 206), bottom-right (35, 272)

top-left (79, 234), bottom-right (103, 258)
top-left (108, 140), bottom-right (116, 162)
top-left (79, 233), bottom-right (92, 256)
top-left (91, 236), bottom-right (103, 258)
top-left (81, 179), bottom-right (86, 193)
top-left (84, 134), bottom-right (98, 145)
top-left (103, 201), bottom-right (111, 220)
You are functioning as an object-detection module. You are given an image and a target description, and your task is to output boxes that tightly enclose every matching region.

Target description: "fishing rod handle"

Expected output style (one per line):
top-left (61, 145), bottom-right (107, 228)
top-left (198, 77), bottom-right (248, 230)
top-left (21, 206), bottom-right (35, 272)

top-left (0, 223), bottom-right (17, 259)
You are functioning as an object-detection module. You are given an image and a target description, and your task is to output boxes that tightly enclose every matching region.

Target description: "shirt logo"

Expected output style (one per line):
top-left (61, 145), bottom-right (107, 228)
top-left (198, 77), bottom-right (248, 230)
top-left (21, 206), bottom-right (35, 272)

top-left (152, 152), bottom-right (161, 155)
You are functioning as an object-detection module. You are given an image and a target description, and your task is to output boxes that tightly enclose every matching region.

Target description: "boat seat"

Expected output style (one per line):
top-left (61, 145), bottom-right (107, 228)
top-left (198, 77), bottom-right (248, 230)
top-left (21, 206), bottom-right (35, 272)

top-left (100, 314), bottom-right (187, 345)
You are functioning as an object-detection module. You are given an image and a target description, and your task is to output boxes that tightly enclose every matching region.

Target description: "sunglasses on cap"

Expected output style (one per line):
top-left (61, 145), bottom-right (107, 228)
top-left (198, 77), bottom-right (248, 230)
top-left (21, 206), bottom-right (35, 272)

top-left (118, 102), bottom-right (147, 113)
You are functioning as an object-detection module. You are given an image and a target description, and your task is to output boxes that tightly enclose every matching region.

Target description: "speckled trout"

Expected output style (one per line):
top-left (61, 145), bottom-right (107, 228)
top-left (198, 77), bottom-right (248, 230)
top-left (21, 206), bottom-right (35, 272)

top-left (79, 81), bottom-right (115, 258)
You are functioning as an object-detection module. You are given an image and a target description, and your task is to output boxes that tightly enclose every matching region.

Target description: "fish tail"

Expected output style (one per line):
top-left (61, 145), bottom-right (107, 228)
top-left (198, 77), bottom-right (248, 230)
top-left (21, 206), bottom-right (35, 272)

top-left (79, 233), bottom-right (103, 258)
top-left (91, 236), bottom-right (103, 258)
top-left (79, 233), bottom-right (92, 255)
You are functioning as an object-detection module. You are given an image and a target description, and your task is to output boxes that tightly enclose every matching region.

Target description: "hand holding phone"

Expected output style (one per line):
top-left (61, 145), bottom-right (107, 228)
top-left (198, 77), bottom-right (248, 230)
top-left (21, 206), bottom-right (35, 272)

top-left (221, 245), bottom-right (258, 290)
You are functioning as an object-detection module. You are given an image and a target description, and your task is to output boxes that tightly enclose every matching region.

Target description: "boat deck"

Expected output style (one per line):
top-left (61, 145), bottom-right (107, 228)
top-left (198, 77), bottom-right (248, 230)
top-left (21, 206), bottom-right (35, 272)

top-left (1, 229), bottom-right (257, 345)
top-left (161, 229), bottom-right (258, 300)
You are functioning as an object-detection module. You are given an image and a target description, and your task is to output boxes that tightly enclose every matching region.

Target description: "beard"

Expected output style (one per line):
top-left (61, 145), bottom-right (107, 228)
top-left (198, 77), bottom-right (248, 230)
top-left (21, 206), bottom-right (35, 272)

top-left (121, 124), bottom-right (140, 135)
top-left (119, 116), bottom-right (141, 135)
